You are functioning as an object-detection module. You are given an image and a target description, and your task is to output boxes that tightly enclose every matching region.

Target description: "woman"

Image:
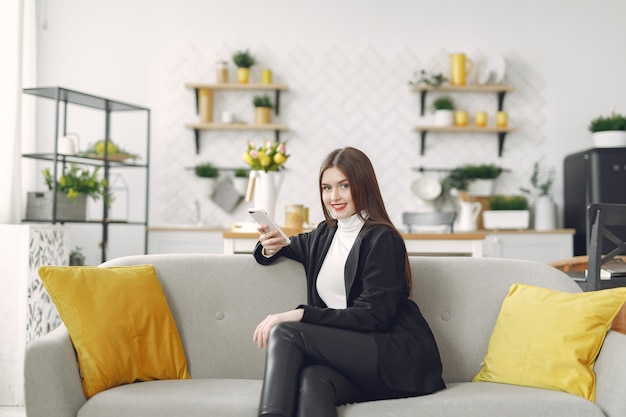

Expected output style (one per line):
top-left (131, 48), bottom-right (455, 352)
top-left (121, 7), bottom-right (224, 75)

top-left (252, 147), bottom-right (445, 417)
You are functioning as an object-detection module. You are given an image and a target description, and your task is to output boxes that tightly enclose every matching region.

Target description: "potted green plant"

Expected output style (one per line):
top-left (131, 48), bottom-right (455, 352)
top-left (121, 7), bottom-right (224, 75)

top-left (26, 164), bottom-right (112, 221)
top-left (233, 168), bottom-right (250, 196)
top-left (253, 94), bottom-right (273, 124)
top-left (520, 161), bottom-right (554, 198)
top-left (482, 195), bottom-right (530, 230)
top-left (588, 112), bottom-right (626, 147)
top-left (194, 162), bottom-right (220, 196)
top-left (69, 246), bottom-right (85, 266)
top-left (232, 49), bottom-right (256, 84)
top-left (409, 69), bottom-right (448, 87)
top-left (520, 161), bottom-right (556, 230)
top-left (443, 164), bottom-right (502, 196)
top-left (433, 96), bottom-right (455, 126)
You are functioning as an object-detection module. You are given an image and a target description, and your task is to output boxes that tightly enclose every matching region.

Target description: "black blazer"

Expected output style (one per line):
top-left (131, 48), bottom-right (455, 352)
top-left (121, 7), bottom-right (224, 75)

top-left (254, 221), bottom-right (445, 394)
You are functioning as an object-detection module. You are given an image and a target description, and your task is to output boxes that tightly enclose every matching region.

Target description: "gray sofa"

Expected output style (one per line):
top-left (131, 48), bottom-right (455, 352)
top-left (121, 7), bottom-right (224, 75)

top-left (25, 254), bottom-right (626, 417)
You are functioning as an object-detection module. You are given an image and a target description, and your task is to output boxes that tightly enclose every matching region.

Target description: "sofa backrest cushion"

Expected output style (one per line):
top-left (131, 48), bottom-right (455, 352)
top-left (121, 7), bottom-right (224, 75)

top-left (409, 256), bottom-right (580, 383)
top-left (102, 254), bottom-right (307, 380)
top-left (102, 254), bottom-right (579, 383)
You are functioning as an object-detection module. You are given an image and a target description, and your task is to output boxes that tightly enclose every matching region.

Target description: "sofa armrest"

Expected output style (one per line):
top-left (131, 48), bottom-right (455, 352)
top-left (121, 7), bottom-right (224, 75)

top-left (594, 330), bottom-right (626, 417)
top-left (25, 325), bottom-right (87, 417)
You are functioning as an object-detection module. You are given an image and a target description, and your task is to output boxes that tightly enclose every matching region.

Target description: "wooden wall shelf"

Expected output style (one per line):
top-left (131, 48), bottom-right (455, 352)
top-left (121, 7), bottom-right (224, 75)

top-left (185, 83), bottom-right (288, 91)
top-left (412, 84), bottom-right (516, 156)
top-left (185, 83), bottom-right (289, 153)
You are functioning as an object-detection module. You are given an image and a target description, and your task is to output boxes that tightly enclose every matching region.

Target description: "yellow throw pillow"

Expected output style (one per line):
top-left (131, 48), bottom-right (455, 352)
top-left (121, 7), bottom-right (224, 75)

top-left (473, 283), bottom-right (626, 402)
top-left (39, 264), bottom-right (190, 398)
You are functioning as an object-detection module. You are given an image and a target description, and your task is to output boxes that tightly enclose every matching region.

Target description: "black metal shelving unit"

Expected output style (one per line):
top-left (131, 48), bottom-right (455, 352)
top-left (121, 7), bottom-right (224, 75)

top-left (22, 87), bottom-right (151, 263)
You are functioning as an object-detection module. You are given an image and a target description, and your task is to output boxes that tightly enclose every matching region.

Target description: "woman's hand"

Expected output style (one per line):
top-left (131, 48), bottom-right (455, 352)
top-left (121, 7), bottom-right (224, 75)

top-left (253, 309), bottom-right (304, 349)
top-left (257, 225), bottom-right (290, 256)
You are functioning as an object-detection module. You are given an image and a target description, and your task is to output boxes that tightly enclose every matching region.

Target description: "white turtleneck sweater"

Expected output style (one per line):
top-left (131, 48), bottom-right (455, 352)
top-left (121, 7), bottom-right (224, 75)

top-left (316, 214), bottom-right (365, 309)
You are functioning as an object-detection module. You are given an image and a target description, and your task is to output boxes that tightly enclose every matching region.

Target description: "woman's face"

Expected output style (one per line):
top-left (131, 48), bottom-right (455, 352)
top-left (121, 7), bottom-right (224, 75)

top-left (321, 167), bottom-right (356, 220)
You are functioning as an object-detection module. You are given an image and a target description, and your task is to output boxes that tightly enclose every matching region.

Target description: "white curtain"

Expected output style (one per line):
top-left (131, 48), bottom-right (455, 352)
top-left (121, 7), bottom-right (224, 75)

top-left (0, 0), bottom-right (35, 224)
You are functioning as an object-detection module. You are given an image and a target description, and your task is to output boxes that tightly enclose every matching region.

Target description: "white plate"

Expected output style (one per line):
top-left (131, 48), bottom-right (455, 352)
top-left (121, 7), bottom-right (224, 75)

top-left (411, 176), bottom-right (442, 201)
top-left (477, 64), bottom-right (491, 85)
top-left (477, 56), bottom-right (507, 85)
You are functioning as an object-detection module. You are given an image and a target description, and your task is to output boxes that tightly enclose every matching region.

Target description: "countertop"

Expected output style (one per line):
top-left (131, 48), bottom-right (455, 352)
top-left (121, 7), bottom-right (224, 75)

top-left (148, 224), bottom-right (575, 239)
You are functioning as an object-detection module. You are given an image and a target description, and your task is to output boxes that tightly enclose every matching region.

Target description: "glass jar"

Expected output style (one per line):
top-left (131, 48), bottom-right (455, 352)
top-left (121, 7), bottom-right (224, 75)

top-left (285, 204), bottom-right (304, 230)
top-left (216, 61), bottom-right (229, 83)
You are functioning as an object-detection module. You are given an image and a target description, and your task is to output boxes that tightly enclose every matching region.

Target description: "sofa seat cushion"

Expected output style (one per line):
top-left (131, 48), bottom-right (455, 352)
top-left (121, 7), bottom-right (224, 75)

top-left (77, 379), bottom-right (263, 417)
top-left (339, 382), bottom-right (604, 417)
top-left (77, 380), bottom-right (603, 417)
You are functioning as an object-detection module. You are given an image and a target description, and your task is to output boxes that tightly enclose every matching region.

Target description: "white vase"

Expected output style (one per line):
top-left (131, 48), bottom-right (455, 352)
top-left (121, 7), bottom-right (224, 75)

top-left (534, 196), bottom-right (556, 231)
top-left (252, 171), bottom-right (283, 220)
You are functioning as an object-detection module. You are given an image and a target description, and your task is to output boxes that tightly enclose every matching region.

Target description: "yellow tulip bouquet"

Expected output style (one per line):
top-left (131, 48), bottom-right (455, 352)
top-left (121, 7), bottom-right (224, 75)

top-left (242, 139), bottom-right (289, 172)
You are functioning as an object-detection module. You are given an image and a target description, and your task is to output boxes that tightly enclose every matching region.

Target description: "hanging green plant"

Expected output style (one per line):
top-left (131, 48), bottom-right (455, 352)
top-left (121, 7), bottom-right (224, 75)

top-left (194, 162), bottom-right (219, 178)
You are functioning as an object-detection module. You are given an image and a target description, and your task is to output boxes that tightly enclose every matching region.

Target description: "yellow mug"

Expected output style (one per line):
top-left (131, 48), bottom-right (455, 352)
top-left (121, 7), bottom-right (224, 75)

top-left (450, 53), bottom-right (474, 86)
top-left (497, 111), bottom-right (508, 127)
top-left (455, 111), bottom-right (468, 126)
top-left (262, 69), bottom-right (273, 85)
top-left (475, 111), bottom-right (487, 127)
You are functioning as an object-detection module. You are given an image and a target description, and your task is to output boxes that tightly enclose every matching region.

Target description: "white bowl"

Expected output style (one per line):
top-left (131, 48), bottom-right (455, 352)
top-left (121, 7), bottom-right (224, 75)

top-left (411, 176), bottom-right (442, 201)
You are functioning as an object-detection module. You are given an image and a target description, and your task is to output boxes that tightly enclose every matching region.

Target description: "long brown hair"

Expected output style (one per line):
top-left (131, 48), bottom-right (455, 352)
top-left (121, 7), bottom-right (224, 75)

top-left (318, 147), bottom-right (413, 293)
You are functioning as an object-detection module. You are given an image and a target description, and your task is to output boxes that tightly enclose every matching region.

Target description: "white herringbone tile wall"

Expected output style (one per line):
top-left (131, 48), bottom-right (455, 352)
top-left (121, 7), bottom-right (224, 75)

top-left (153, 44), bottom-right (545, 229)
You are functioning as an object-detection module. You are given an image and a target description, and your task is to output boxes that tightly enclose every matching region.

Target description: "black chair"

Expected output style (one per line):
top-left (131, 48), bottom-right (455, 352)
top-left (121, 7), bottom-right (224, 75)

top-left (583, 203), bottom-right (626, 291)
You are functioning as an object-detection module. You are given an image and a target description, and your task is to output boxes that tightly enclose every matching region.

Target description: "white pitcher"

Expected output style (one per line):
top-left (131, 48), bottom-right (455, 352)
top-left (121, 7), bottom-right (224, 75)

top-left (455, 200), bottom-right (482, 232)
top-left (248, 170), bottom-right (284, 220)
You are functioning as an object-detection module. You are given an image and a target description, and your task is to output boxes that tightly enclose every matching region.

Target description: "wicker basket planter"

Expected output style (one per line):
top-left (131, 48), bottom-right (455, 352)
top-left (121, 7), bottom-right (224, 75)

top-left (26, 191), bottom-right (87, 221)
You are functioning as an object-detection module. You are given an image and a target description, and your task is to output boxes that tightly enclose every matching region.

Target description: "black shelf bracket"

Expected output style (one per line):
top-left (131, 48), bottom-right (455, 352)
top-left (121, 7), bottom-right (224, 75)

top-left (498, 132), bottom-right (507, 157)
top-left (194, 129), bottom-right (200, 154)
top-left (274, 90), bottom-right (281, 115)
top-left (497, 91), bottom-right (507, 111)
top-left (420, 131), bottom-right (427, 155)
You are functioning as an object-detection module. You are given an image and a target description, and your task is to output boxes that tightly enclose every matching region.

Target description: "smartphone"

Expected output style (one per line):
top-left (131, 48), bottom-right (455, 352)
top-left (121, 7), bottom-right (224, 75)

top-left (247, 208), bottom-right (291, 244)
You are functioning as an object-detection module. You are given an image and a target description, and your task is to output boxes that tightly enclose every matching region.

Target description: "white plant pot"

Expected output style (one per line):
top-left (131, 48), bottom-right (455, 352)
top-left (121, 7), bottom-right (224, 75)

top-left (233, 177), bottom-right (249, 196)
top-left (200, 178), bottom-right (217, 197)
top-left (467, 179), bottom-right (495, 196)
top-left (533, 196), bottom-right (556, 231)
top-left (482, 210), bottom-right (530, 230)
top-left (592, 131), bottom-right (626, 148)
top-left (433, 110), bottom-right (454, 126)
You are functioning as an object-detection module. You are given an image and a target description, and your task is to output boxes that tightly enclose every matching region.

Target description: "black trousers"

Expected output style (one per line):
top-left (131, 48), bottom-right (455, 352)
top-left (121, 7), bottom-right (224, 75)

top-left (258, 322), bottom-right (414, 417)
